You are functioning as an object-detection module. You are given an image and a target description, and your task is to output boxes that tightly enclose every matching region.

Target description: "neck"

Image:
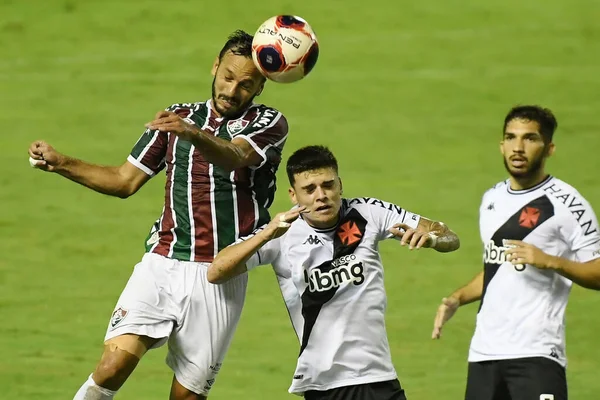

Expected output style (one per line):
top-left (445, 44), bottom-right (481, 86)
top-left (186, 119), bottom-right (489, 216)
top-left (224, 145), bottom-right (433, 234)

top-left (305, 214), bottom-right (340, 231)
top-left (509, 171), bottom-right (549, 191)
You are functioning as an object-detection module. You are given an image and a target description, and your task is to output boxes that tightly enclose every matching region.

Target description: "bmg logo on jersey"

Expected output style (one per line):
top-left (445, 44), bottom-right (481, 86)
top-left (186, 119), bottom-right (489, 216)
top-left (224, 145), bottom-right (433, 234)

top-left (484, 240), bottom-right (525, 271)
top-left (304, 255), bottom-right (365, 292)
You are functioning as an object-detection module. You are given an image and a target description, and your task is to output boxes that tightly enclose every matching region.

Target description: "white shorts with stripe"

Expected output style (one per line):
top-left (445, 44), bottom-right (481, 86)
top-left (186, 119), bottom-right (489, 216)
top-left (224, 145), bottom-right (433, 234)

top-left (104, 253), bottom-right (248, 395)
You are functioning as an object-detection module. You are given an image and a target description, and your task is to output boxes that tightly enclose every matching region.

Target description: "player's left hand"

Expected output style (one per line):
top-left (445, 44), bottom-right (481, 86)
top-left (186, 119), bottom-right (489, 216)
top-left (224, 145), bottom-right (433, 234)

top-left (389, 223), bottom-right (436, 250)
top-left (145, 111), bottom-right (198, 141)
top-left (504, 240), bottom-right (552, 269)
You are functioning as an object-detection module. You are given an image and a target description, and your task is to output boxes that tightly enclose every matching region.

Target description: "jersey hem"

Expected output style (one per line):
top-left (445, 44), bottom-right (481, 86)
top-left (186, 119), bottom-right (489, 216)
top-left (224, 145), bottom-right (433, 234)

top-left (468, 352), bottom-right (566, 368)
top-left (288, 373), bottom-right (398, 395)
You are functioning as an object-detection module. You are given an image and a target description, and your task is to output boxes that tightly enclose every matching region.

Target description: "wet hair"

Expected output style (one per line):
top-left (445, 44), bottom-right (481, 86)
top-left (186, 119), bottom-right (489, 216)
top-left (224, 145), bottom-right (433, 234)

top-left (503, 105), bottom-right (558, 144)
top-left (286, 146), bottom-right (338, 185)
top-left (218, 30), bottom-right (254, 60)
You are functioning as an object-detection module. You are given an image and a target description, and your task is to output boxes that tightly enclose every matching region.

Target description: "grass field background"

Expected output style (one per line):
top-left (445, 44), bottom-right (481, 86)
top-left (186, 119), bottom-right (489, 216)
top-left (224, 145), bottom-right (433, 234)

top-left (2, 0), bottom-right (600, 398)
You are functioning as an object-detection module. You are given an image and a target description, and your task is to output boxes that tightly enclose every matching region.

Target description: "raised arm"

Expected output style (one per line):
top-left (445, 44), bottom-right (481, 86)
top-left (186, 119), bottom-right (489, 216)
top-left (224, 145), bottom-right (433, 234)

top-left (146, 109), bottom-right (287, 172)
top-left (28, 141), bottom-right (150, 198)
top-left (207, 207), bottom-right (305, 284)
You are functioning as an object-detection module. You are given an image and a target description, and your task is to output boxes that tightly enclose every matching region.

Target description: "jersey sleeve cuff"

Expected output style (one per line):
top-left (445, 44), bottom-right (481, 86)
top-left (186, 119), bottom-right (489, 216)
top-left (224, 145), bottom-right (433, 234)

top-left (234, 135), bottom-right (267, 169)
top-left (127, 155), bottom-right (156, 176)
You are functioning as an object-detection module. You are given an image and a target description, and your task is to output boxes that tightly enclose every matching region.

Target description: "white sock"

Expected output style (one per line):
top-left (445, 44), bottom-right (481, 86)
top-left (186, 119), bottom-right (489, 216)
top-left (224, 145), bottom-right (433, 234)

top-left (73, 374), bottom-right (118, 400)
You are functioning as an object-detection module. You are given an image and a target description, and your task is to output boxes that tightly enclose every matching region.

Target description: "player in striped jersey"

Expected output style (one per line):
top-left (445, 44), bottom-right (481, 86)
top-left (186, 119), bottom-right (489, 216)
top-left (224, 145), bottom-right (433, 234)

top-left (27, 30), bottom-right (288, 400)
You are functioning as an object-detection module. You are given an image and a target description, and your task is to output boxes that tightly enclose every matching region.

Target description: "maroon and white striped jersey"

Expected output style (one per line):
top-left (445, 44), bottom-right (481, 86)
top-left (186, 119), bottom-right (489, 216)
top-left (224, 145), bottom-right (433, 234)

top-left (128, 100), bottom-right (288, 262)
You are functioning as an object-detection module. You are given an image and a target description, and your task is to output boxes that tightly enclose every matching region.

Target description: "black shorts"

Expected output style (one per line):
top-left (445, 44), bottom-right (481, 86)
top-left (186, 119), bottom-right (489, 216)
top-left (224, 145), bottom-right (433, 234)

top-left (465, 357), bottom-right (567, 400)
top-left (304, 379), bottom-right (407, 400)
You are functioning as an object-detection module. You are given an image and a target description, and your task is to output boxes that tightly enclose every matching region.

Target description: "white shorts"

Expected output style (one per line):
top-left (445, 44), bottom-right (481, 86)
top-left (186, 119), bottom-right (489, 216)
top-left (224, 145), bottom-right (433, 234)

top-left (104, 253), bottom-right (248, 395)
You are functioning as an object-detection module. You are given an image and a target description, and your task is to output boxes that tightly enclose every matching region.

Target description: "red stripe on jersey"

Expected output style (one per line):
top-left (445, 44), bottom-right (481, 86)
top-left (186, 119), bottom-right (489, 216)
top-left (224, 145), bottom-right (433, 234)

top-left (234, 168), bottom-right (257, 238)
top-left (190, 147), bottom-right (215, 262)
top-left (152, 133), bottom-right (176, 258)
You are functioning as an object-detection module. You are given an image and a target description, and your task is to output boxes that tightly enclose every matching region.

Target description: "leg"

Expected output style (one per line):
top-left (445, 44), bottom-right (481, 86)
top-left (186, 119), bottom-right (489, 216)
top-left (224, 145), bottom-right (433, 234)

top-left (503, 357), bottom-right (568, 400)
top-left (74, 334), bottom-right (158, 399)
top-left (465, 361), bottom-right (508, 400)
top-left (166, 263), bottom-right (248, 398)
top-left (169, 376), bottom-right (207, 400)
top-left (74, 254), bottom-right (179, 399)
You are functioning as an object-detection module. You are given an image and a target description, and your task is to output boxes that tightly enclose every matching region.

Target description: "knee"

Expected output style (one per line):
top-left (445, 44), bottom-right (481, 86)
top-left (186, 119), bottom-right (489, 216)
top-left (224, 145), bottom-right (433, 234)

top-left (93, 346), bottom-right (140, 390)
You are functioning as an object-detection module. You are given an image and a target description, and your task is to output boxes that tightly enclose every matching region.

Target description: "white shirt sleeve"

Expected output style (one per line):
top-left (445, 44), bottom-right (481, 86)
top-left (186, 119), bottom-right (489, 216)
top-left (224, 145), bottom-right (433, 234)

top-left (559, 197), bottom-right (600, 263)
top-left (233, 225), bottom-right (283, 270)
top-left (362, 198), bottom-right (421, 241)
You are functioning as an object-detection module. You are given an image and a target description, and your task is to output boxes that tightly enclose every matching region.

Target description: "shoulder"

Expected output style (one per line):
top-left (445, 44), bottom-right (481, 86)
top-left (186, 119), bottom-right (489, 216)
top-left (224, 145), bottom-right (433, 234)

top-left (344, 197), bottom-right (403, 217)
top-left (542, 177), bottom-right (596, 215)
top-left (482, 179), bottom-right (508, 199)
top-left (243, 104), bottom-right (288, 132)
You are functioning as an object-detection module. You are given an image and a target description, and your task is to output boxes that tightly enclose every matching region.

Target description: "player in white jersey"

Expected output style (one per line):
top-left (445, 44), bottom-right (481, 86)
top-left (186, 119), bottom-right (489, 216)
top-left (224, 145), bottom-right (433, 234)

top-left (207, 145), bottom-right (461, 399)
top-left (432, 105), bottom-right (600, 400)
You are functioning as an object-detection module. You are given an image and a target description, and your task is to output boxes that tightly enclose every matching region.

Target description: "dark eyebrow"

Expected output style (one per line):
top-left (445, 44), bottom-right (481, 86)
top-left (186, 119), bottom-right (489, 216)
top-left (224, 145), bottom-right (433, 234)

top-left (301, 183), bottom-right (316, 191)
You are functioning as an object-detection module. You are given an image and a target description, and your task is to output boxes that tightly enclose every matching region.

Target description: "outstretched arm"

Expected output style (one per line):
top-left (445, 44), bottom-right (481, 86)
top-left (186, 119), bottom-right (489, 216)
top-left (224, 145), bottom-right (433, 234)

top-left (28, 141), bottom-right (150, 198)
top-left (389, 217), bottom-right (460, 252)
top-left (208, 207), bottom-right (306, 284)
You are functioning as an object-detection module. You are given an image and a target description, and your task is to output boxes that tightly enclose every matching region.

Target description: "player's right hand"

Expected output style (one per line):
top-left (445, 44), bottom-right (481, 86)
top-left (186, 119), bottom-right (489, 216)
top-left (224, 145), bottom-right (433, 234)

top-left (28, 141), bottom-right (64, 172)
top-left (261, 206), bottom-right (307, 241)
top-left (432, 296), bottom-right (460, 339)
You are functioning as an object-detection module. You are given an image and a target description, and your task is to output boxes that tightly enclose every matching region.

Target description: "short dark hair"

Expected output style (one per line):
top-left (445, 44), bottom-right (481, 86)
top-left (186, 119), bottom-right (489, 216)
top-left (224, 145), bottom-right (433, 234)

top-left (286, 146), bottom-right (338, 185)
top-left (219, 30), bottom-right (254, 60)
top-left (503, 105), bottom-right (558, 144)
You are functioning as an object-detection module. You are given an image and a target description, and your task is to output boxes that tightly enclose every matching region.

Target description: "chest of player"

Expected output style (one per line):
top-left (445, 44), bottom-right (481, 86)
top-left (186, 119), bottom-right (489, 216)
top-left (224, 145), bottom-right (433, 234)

top-left (284, 227), bottom-right (383, 295)
top-left (480, 191), bottom-right (559, 244)
top-left (162, 112), bottom-right (254, 184)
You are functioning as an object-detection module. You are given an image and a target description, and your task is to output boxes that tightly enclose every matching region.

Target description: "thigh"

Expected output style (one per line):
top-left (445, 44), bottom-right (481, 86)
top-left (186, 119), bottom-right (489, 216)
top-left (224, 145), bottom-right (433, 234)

top-left (104, 253), bottom-right (178, 348)
top-left (166, 265), bottom-right (248, 396)
top-left (465, 361), bottom-right (509, 400)
top-left (503, 357), bottom-right (568, 400)
top-left (305, 380), bottom-right (407, 400)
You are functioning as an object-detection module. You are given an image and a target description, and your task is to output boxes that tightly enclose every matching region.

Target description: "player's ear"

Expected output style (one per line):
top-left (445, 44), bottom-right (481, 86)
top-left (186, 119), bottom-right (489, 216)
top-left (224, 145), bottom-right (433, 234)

top-left (289, 187), bottom-right (297, 205)
top-left (499, 141), bottom-right (505, 156)
top-left (256, 81), bottom-right (265, 97)
top-left (339, 177), bottom-right (343, 196)
top-left (546, 142), bottom-right (555, 157)
top-left (211, 56), bottom-right (220, 76)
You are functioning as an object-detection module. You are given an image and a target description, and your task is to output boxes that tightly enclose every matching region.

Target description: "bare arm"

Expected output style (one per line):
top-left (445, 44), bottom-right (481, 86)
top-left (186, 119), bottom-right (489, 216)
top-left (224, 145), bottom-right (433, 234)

top-left (208, 207), bottom-right (306, 284)
top-left (29, 141), bottom-right (150, 198)
top-left (505, 240), bottom-right (600, 290)
top-left (448, 271), bottom-right (484, 305)
top-left (431, 271), bottom-right (483, 339)
top-left (146, 111), bottom-right (263, 172)
top-left (389, 217), bottom-right (460, 253)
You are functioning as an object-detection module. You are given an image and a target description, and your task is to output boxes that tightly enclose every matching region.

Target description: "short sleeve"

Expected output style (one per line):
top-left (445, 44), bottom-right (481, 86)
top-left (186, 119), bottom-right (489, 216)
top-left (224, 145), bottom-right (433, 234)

top-left (349, 198), bottom-right (421, 241)
top-left (235, 109), bottom-right (288, 168)
top-left (127, 128), bottom-right (168, 176)
top-left (559, 198), bottom-right (600, 263)
top-left (234, 225), bottom-right (283, 270)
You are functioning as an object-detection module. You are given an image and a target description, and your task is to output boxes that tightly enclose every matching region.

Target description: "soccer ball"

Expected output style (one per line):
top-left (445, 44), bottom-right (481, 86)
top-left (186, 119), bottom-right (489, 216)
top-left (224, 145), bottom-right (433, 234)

top-left (251, 15), bottom-right (319, 83)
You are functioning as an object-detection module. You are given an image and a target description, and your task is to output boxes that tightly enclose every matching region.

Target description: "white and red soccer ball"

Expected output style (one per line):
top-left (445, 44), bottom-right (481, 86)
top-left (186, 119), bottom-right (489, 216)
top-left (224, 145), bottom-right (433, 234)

top-left (251, 15), bottom-right (319, 83)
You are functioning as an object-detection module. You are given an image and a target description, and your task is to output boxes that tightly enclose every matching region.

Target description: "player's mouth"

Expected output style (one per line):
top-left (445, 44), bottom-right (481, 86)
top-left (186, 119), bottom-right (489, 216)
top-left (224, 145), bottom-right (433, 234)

top-left (314, 204), bottom-right (332, 213)
top-left (509, 156), bottom-right (527, 168)
top-left (219, 98), bottom-right (238, 109)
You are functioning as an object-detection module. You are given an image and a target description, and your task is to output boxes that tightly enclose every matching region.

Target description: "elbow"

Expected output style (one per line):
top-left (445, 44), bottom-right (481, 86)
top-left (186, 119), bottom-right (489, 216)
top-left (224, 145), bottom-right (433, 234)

top-left (207, 264), bottom-right (224, 284)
